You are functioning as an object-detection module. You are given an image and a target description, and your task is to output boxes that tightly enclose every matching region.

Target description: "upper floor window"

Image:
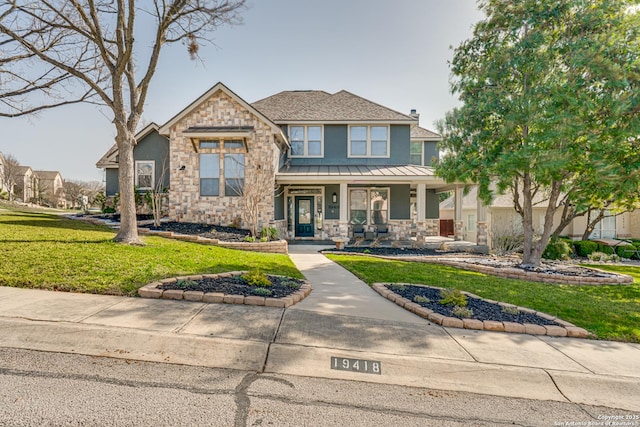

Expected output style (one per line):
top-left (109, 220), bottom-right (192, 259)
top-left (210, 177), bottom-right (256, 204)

top-left (199, 139), bottom-right (245, 197)
top-left (410, 141), bottom-right (423, 165)
top-left (289, 125), bottom-right (323, 157)
top-left (135, 160), bottom-right (154, 190)
top-left (349, 126), bottom-right (389, 157)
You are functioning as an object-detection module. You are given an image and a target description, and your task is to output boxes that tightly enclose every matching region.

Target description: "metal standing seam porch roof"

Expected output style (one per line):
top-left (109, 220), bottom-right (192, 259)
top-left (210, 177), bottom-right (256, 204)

top-left (276, 164), bottom-right (451, 187)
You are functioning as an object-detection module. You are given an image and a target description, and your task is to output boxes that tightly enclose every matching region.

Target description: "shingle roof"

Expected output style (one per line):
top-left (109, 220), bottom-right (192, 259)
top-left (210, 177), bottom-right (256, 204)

top-left (252, 90), bottom-right (415, 122)
top-left (411, 126), bottom-right (441, 140)
top-left (16, 166), bottom-right (32, 175)
top-left (34, 170), bottom-right (61, 180)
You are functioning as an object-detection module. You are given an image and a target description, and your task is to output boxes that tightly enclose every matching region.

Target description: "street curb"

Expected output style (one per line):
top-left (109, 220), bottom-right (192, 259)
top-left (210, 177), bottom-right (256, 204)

top-left (371, 282), bottom-right (589, 338)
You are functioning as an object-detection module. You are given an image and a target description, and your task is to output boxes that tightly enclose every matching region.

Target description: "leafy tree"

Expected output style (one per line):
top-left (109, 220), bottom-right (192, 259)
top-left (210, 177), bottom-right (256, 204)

top-left (437, 0), bottom-right (640, 267)
top-left (0, 0), bottom-right (245, 244)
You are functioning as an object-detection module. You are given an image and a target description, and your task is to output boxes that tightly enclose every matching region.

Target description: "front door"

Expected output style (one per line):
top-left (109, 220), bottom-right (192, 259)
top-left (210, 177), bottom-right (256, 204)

top-left (295, 197), bottom-right (314, 237)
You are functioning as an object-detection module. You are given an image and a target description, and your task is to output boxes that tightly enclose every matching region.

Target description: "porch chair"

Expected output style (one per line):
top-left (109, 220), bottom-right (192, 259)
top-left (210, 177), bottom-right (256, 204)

top-left (352, 224), bottom-right (365, 239)
top-left (376, 224), bottom-right (389, 240)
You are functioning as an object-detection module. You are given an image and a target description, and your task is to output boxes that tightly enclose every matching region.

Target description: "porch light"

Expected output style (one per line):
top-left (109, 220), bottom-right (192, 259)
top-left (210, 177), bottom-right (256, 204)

top-left (332, 192), bottom-right (337, 203)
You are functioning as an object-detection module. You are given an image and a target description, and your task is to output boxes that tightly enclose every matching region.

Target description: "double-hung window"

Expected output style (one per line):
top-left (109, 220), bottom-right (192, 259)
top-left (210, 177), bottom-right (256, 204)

top-left (289, 125), bottom-right (323, 157)
top-left (199, 140), bottom-right (245, 197)
top-left (349, 126), bottom-right (389, 157)
top-left (135, 161), bottom-right (155, 190)
top-left (410, 142), bottom-right (423, 165)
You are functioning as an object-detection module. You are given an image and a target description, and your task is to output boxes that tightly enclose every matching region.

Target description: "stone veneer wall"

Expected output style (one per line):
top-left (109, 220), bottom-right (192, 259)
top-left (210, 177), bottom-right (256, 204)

top-left (168, 90), bottom-right (277, 229)
top-left (318, 219), bottom-right (440, 241)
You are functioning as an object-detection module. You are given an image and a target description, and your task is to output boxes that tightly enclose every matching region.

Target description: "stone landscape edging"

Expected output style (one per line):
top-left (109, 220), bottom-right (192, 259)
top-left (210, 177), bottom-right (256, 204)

top-left (373, 282), bottom-right (590, 338)
top-left (323, 251), bottom-right (633, 285)
top-left (138, 271), bottom-right (312, 308)
top-left (75, 216), bottom-right (288, 254)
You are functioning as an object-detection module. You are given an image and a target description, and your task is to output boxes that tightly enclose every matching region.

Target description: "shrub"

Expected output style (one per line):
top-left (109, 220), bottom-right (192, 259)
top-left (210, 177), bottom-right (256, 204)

top-left (243, 235), bottom-right (256, 242)
top-left (260, 236), bottom-right (268, 242)
top-left (574, 240), bottom-right (598, 257)
top-left (280, 279), bottom-right (301, 289)
top-left (176, 279), bottom-right (197, 288)
top-left (616, 245), bottom-right (637, 259)
top-left (501, 305), bottom-right (520, 315)
top-left (102, 206), bottom-right (116, 214)
top-left (452, 306), bottom-right (474, 318)
top-left (588, 252), bottom-right (620, 263)
top-left (259, 227), bottom-right (279, 241)
top-left (242, 270), bottom-right (271, 287)
top-left (251, 287), bottom-right (273, 297)
top-left (413, 295), bottom-right (431, 304)
top-left (490, 221), bottom-right (524, 255)
top-left (596, 243), bottom-right (614, 255)
top-left (439, 288), bottom-right (468, 307)
top-left (543, 238), bottom-right (573, 260)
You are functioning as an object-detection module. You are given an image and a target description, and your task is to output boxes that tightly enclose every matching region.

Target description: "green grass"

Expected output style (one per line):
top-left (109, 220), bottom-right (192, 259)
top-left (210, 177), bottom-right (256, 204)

top-left (0, 209), bottom-right (301, 296)
top-left (326, 254), bottom-right (640, 343)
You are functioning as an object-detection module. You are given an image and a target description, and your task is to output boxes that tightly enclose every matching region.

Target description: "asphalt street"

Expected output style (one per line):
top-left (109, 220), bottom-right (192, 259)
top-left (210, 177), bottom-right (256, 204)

top-left (1, 348), bottom-right (635, 427)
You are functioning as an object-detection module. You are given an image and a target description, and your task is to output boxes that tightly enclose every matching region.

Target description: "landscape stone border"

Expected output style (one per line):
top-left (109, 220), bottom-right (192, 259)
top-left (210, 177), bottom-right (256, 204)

top-left (324, 251), bottom-right (633, 285)
top-left (372, 282), bottom-right (590, 338)
top-left (138, 271), bottom-right (312, 308)
top-left (75, 216), bottom-right (288, 254)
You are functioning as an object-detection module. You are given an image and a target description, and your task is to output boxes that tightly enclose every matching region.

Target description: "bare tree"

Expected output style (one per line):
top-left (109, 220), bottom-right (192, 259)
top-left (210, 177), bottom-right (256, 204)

top-left (0, 1), bottom-right (246, 244)
top-left (63, 180), bottom-right (85, 208)
top-left (144, 157), bottom-right (169, 227)
top-left (0, 153), bottom-right (21, 201)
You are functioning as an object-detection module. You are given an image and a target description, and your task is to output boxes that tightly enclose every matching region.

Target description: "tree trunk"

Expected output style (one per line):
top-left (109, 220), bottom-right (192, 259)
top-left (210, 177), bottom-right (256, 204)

top-left (113, 130), bottom-right (143, 245)
top-left (520, 173), bottom-right (536, 266)
top-left (581, 209), bottom-right (605, 241)
top-left (522, 180), bottom-right (562, 267)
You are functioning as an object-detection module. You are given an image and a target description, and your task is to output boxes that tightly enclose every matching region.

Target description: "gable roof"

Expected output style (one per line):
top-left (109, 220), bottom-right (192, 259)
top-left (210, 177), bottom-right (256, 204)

top-left (252, 90), bottom-right (416, 123)
top-left (158, 82), bottom-right (284, 141)
top-left (96, 123), bottom-right (161, 169)
top-left (34, 170), bottom-right (62, 180)
top-left (16, 166), bottom-right (33, 176)
top-left (411, 126), bottom-right (441, 140)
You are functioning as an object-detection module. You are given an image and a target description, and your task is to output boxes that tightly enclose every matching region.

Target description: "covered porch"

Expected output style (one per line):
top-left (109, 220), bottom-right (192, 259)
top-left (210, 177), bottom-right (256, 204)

top-left (275, 165), bottom-right (487, 246)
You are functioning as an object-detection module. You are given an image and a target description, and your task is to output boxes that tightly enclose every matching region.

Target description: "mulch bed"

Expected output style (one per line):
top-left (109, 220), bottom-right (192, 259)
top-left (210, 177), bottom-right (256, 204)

top-left (387, 284), bottom-right (562, 326)
top-left (333, 247), bottom-right (457, 256)
top-left (149, 221), bottom-right (251, 242)
top-left (158, 275), bottom-right (305, 298)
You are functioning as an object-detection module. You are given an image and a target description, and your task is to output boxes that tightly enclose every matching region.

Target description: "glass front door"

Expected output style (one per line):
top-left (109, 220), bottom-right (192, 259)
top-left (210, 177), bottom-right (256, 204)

top-left (295, 197), bottom-right (314, 237)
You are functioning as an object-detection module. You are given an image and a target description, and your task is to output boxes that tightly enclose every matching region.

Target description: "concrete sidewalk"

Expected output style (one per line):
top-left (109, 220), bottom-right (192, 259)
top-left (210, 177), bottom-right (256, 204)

top-left (0, 282), bottom-right (638, 412)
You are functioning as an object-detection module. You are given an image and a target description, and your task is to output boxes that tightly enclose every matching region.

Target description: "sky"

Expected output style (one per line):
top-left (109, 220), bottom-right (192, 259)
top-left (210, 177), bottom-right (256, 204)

top-left (0, 0), bottom-right (484, 182)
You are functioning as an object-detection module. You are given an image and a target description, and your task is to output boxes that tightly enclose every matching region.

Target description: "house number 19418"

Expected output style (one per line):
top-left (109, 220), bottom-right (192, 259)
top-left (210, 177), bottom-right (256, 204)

top-left (330, 357), bottom-right (381, 375)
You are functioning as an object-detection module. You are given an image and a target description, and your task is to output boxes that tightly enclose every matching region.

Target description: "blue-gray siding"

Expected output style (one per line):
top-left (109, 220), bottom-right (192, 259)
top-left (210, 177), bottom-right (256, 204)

top-left (288, 124), bottom-right (411, 166)
top-left (104, 130), bottom-right (170, 196)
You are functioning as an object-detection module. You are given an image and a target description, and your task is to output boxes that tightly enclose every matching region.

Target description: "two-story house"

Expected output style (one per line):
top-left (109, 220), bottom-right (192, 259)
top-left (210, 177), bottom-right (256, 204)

top-left (98, 82), bottom-right (469, 242)
top-left (33, 170), bottom-right (66, 208)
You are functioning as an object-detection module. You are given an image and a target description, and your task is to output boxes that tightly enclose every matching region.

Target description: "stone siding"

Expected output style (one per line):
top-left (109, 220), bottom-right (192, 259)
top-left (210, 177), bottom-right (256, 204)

top-left (168, 90), bottom-right (278, 229)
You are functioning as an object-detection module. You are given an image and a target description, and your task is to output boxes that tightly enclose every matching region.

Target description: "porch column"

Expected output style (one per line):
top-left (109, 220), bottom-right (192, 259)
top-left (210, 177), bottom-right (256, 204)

top-left (339, 182), bottom-right (349, 236)
top-left (476, 188), bottom-right (488, 247)
top-left (416, 183), bottom-right (426, 222)
top-left (454, 185), bottom-right (464, 241)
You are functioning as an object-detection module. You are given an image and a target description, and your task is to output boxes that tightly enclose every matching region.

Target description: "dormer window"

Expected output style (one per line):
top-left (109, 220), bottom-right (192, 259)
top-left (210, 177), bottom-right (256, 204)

top-left (348, 125), bottom-right (389, 158)
top-left (289, 125), bottom-right (323, 157)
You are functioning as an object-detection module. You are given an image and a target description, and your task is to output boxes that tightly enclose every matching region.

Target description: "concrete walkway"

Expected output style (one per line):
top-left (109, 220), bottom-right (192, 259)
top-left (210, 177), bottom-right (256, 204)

top-left (288, 244), bottom-right (424, 323)
top-left (0, 251), bottom-right (639, 412)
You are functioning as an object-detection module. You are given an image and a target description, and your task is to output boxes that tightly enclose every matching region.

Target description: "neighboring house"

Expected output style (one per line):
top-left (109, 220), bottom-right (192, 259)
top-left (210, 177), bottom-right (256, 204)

top-left (33, 170), bottom-right (66, 208)
top-left (440, 185), bottom-right (640, 243)
top-left (15, 166), bottom-right (36, 202)
top-left (96, 123), bottom-right (170, 196)
top-left (97, 82), bottom-right (465, 241)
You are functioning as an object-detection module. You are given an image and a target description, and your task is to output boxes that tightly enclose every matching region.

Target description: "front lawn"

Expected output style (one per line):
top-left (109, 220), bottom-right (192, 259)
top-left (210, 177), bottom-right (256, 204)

top-left (0, 209), bottom-right (301, 296)
top-left (326, 254), bottom-right (640, 343)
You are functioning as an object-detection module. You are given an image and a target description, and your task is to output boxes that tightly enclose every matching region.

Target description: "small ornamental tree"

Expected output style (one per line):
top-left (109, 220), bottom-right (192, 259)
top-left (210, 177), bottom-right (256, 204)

top-left (437, 0), bottom-right (640, 267)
